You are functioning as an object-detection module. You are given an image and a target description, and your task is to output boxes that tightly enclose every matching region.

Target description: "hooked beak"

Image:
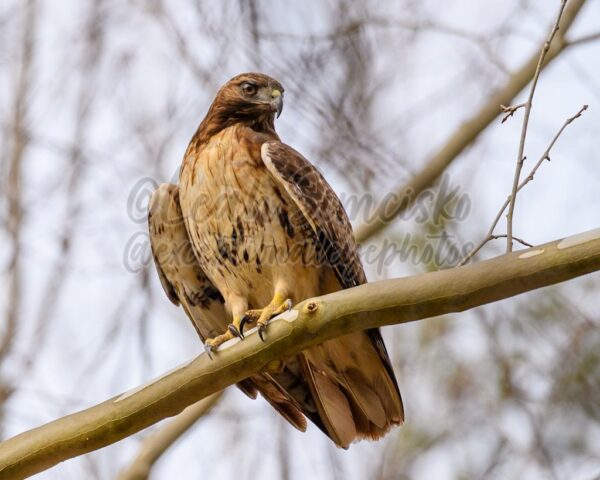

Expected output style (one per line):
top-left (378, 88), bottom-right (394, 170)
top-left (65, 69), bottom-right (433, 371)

top-left (271, 89), bottom-right (283, 118)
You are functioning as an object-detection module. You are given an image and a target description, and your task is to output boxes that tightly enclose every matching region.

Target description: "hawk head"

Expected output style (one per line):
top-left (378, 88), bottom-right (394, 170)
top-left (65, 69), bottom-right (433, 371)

top-left (195, 73), bottom-right (285, 144)
top-left (220, 72), bottom-right (285, 119)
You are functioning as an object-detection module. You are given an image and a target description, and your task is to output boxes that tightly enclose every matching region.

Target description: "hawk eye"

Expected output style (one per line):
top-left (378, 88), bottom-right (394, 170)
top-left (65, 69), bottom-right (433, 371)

top-left (241, 82), bottom-right (257, 96)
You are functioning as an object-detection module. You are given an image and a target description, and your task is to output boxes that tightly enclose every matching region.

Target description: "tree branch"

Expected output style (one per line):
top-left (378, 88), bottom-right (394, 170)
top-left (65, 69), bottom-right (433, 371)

top-left (353, 0), bottom-right (588, 244)
top-left (458, 104), bottom-right (588, 266)
top-left (117, 392), bottom-right (223, 480)
top-left (506, 0), bottom-right (567, 253)
top-left (566, 30), bottom-right (600, 47)
top-left (0, 228), bottom-right (599, 478)
top-left (0, 0), bottom-right (37, 365)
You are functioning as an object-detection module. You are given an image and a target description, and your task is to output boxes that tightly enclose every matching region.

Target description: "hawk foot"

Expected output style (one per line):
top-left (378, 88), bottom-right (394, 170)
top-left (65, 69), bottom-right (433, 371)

top-left (240, 294), bottom-right (292, 340)
top-left (204, 315), bottom-right (244, 358)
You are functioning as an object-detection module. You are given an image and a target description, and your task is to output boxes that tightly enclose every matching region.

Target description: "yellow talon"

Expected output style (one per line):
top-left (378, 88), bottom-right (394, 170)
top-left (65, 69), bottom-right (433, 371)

top-left (240, 292), bottom-right (292, 341)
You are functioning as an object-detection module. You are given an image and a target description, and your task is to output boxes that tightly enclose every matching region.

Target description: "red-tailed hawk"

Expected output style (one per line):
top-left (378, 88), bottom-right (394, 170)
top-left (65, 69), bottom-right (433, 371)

top-left (148, 73), bottom-right (403, 448)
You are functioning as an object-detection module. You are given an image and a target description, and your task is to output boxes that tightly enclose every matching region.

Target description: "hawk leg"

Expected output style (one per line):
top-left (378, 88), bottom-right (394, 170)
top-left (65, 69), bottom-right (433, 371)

top-left (240, 292), bottom-right (292, 341)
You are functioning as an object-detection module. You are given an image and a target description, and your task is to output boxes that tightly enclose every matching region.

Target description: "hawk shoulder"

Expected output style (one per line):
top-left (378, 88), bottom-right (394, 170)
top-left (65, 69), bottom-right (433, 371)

top-left (260, 141), bottom-right (365, 289)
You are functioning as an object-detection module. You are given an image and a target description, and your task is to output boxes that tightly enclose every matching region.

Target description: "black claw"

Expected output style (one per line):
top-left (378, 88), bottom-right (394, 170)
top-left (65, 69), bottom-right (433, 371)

top-left (229, 324), bottom-right (244, 340)
top-left (258, 324), bottom-right (267, 342)
top-left (204, 343), bottom-right (214, 360)
top-left (239, 315), bottom-right (251, 337)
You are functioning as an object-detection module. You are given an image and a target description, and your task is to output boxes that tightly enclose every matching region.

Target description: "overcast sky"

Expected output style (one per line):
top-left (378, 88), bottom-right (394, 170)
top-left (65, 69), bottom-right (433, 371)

top-left (1, 1), bottom-right (599, 479)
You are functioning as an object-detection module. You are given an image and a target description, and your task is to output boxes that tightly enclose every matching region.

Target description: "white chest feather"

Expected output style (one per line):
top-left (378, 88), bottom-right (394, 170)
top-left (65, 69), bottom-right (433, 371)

top-left (179, 130), bottom-right (320, 308)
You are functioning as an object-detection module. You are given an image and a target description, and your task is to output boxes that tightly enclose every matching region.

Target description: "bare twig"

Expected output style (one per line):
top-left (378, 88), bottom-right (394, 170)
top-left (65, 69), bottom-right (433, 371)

top-left (459, 234), bottom-right (534, 266)
top-left (492, 235), bottom-right (534, 248)
top-left (117, 392), bottom-right (223, 480)
top-left (353, 0), bottom-right (588, 244)
top-left (0, 5), bottom-right (37, 438)
top-left (21, 0), bottom-right (106, 374)
top-left (506, 0), bottom-right (568, 253)
top-left (0, 228), bottom-right (599, 479)
top-left (566, 31), bottom-right (600, 47)
top-left (519, 104), bottom-right (587, 184)
top-left (458, 104), bottom-right (588, 266)
top-left (0, 0), bottom-right (37, 365)
top-left (144, 5), bottom-right (219, 86)
top-left (500, 103), bottom-right (526, 123)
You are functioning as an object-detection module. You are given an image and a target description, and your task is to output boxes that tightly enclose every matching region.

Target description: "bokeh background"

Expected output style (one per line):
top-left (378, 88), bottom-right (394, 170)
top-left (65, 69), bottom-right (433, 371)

top-left (1, 1), bottom-right (599, 478)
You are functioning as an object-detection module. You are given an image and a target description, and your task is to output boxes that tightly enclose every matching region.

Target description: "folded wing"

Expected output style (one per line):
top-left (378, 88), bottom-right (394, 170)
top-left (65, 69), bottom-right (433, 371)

top-left (261, 142), bottom-right (405, 447)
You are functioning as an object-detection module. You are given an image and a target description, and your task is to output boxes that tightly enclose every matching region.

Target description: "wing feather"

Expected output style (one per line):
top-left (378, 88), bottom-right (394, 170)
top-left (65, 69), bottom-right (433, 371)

top-left (148, 183), bottom-right (226, 340)
top-left (261, 142), bottom-right (404, 445)
top-left (261, 141), bottom-right (364, 288)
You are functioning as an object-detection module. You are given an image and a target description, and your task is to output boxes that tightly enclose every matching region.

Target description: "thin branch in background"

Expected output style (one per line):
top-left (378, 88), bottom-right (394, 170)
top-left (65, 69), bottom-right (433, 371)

top-left (21, 0), bottom-right (107, 374)
top-left (0, 0), bottom-right (37, 363)
top-left (126, 88), bottom-right (188, 381)
top-left (0, 0), bottom-right (37, 439)
top-left (566, 30), bottom-right (600, 47)
top-left (458, 104), bottom-right (587, 266)
top-left (517, 104), bottom-right (587, 183)
top-left (500, 103), bottom-right (526, 123)
top-left (144, 5), bottom-right (219, 86)
top-left (81, 451), bottom-right (103, 480)
top-left (71, 282), bottom-right (137, 393)
top-left (277, 417), bottom-right (291, 480)
top-left (259, 17), bottom-right (511, 72)
top-left (475, 438), bottom-right (508, 480)
top-left (518, 400), bottom-right (559, 480)
top-left (239, 0), bottom-right (261, 67)
top-left (136, 267), bottom-right (154, 378)
top-left (353, 0), bottom-right (588, 244)
top-left (491, 235), bottom-right (533, 248)
top-left (505, 0), bottom-right (567, 253)
top-left (117, 392), bottom-right (223, 480)
top-left (312, 1), bottom-right (383, 190)
top-left (326, 441), bottom-right (346, 480)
